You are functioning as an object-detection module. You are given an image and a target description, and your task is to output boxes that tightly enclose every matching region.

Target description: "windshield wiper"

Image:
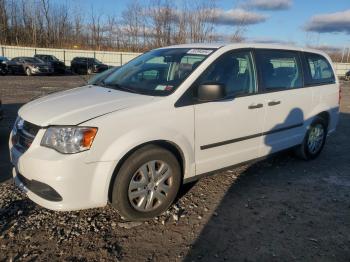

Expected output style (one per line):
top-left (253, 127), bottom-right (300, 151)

top-left (103, 83), bottom-right (137, 93)
top-left (94, 80), bottom-right (106, 86)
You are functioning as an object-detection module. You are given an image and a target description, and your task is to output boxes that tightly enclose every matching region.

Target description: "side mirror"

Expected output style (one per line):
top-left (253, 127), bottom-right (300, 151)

top-left (197, 83), bottom-right (226, 102)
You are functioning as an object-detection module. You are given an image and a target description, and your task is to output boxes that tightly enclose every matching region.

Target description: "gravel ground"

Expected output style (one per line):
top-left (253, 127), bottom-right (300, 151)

top-left (0, 75), bottom-right (350, 262)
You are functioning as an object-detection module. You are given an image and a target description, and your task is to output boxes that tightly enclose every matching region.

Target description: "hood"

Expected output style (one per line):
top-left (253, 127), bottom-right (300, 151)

top-left (28, 62), bottom-right (50, 67)
top-left (19, 86), bottom-right (155, 126)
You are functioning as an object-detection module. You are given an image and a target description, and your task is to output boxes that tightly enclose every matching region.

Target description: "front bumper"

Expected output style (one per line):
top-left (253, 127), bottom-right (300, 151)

top-left (31, 68), bottom-right (54, 75)
top-left (9, 130), bottom-right (116, 211)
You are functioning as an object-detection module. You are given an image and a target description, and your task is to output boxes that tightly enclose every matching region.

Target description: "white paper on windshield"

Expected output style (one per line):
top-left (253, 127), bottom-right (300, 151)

top-left (187, 49), bottom-right (213, 55)
top-left (155, 85), bottom-right (167, 90)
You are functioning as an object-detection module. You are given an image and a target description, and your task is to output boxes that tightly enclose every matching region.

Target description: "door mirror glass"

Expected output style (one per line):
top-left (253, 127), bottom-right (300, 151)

top-left (197, 83), bottom-right (226, 102)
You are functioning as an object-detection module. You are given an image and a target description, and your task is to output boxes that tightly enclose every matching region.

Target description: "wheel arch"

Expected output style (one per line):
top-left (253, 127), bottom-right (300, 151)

top-left (107, 140), bottom-right (186, 202)
top-left (315, 111), bottom-right (330, 129)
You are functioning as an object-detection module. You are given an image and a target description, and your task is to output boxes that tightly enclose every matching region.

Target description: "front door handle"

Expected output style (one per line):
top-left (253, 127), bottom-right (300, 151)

top-left (248, 103), bottom-right (263, 109)
top-left (268, 100), bottom-right (281, 106)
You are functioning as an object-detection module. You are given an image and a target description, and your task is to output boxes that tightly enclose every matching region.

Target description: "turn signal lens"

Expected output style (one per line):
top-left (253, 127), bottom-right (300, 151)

top-left (82, 128), bottom-right (98, 148)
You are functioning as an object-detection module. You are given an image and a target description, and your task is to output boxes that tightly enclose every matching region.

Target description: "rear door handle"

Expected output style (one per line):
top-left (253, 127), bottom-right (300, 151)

top-left (248, 103), bottom-right (263, 109)
top-left (268, 100), bottom-right (281, 106)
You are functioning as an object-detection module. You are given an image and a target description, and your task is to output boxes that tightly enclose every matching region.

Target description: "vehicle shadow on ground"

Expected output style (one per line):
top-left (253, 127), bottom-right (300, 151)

top-left (0, 103), bottom-right (22, 183)
top-left (184, 111), bottom-right (350, 261)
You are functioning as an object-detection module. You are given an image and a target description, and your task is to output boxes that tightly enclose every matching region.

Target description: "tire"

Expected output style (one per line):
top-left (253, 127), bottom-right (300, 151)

top-left (25, 67), bottom-right (32, 76)
top-left (0, 69), bottom-right (7, 76)
top-left (295, 117), bottom-right (327, 160)
top-left (111, 145), bottom-right (182, 221)
top-left (87, 67), bottom-right (93, 75)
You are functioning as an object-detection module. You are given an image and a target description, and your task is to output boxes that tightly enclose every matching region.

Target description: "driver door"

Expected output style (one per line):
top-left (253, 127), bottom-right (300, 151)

top-left (194, 50), bottom-right (265, 175)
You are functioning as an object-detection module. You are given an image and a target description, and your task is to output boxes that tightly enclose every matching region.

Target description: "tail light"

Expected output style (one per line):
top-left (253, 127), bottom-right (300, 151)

top-left (338, 86), bottom-right (342, 106)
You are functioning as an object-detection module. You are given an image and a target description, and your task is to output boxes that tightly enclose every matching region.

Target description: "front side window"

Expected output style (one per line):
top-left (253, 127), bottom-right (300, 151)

top-left (196, 50), bottom-right (256, 97)
top-left (104, 48), bottom-right (214, 96)
top-left (304, 53), bottom-right (335, 85)
top-left (256, 50), bottom-right (302, 91)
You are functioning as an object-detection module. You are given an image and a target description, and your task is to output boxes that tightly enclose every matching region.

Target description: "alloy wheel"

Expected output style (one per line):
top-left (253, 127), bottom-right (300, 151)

top-left (128, 160), bottom-right (173, 212)
top-left (307, 124), bottom-right (325, 154)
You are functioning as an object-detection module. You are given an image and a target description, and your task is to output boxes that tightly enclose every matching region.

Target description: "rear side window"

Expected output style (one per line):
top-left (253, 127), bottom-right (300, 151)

top-left (304, 53), bottom-right (335, 85)
top-left (256, 50), bottom-right (302, 91)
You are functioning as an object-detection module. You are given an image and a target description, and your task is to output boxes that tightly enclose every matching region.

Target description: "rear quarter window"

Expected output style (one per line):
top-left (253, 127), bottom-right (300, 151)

top-left (304, 53), bottom-right (335, 85)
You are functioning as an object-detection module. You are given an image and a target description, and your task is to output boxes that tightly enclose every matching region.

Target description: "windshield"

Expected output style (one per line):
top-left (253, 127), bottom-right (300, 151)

top-left (51, 56), bottom-right (59, 61)
top-left (38, 55), bottom-right (58, 61)
top-left (103, 48), bottom-right (215, 96)
top-left (23, 57), bottom-right (43, 63)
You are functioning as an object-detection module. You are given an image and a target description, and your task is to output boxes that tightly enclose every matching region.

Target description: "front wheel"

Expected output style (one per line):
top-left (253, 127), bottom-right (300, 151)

top-left (0, 70), bottom-right (6, 76)
top-left (25, 67), bottom-right (32, 76)
top-left (295, 118), bottom-right (327, 160)
top-left (111, 145), bottom-right (181, 221)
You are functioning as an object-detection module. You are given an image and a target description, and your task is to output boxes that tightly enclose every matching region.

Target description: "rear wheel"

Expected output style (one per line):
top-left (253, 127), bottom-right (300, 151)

top-left (295, 118), bottom-right (327, 160)
top-left (87, 67), bottom-right (93, 75)
top-left (111, 145), bottom-right (181, 221)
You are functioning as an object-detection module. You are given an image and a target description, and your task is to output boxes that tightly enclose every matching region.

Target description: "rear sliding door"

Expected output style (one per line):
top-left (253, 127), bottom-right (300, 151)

top-left (255, 49), bottom-right (313, 156)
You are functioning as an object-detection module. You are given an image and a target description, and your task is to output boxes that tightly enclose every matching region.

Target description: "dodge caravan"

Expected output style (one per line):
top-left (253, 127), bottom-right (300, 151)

top-left (9, 43), bottom-right (340, 220)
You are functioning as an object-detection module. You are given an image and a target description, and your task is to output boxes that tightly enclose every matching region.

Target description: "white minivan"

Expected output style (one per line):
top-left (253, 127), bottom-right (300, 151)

top-left (9, 43), bottom-right (340, 220)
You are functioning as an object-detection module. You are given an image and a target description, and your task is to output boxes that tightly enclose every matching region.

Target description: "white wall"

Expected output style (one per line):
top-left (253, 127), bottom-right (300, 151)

top-left (0, 45), bottom-right (142, 66)
top-left (334, 63), bottom-right (350, 77)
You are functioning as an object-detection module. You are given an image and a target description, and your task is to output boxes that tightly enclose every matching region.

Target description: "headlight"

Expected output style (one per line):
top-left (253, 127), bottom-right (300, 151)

top-left (41, 126), bottom-right (98, 154)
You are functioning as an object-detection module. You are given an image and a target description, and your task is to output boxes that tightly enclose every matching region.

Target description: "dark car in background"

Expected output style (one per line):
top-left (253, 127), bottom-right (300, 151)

top-left (0, 56), bottom-right (9, 76)
top-left (71, 57), bottom-right (108, 75)
top-left (345, 70), bottom-right (350, 81)
top-left (7, 57), bottom-right (53, 76)
top-left (0, 99), bottom-right (3, 121)
top-left (34, 54), bottom-right (66, 74)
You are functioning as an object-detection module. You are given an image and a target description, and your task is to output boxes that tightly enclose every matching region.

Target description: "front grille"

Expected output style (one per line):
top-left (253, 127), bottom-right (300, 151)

top-left (13, 120), bottom-right (40, 153)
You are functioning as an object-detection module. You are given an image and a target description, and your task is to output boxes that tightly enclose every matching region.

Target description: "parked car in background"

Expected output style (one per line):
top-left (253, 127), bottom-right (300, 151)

top-left (9, 43), bottom-right (339, 221)
top-left (0, 56), bottom-right (9, 76)
top-left (7, 57), bottom-right (53, 76)
top-left (345, 70), bottom-right (350, 81)
top-left (71, 57), bottom-right (108, 75)
top-left (34, 54), bottom-right (66, 74)
top-left (87, 66), bottom-right (120, 85)
top-left (0, 99), bottom-right (3, 121)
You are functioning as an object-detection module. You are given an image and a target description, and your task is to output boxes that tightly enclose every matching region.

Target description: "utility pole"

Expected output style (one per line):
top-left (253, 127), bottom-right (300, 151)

top-left (341, 46), bottom-right (345, 63)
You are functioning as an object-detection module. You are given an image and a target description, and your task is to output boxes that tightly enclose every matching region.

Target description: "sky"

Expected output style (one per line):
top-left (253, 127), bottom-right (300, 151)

top-left (58, 0), bottom-right (350, 49)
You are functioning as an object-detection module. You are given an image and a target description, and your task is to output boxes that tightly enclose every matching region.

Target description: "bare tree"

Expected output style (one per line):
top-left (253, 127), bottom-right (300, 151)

top-left (122, 0), bottom-right (145, 51)
top-left (0, 0), bottom-right (252, 51)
